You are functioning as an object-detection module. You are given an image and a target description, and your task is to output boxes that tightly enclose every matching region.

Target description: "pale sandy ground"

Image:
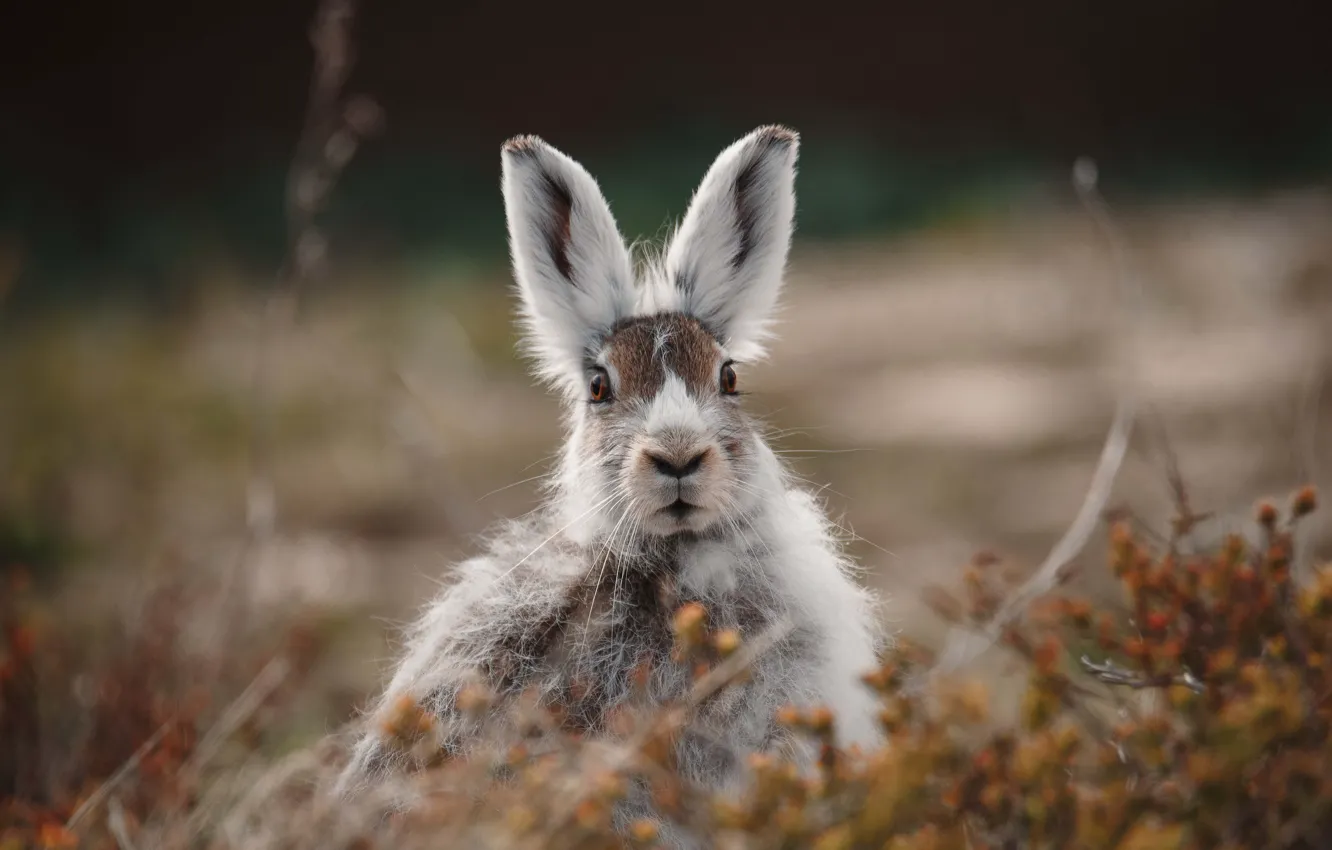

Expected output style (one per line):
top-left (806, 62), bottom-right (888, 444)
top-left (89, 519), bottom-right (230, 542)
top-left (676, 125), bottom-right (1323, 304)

top-left (6, 191), bottom-right (1332, 713)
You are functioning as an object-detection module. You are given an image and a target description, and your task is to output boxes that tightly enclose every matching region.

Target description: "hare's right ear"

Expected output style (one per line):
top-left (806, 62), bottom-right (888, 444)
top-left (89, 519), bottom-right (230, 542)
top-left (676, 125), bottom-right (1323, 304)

top-left (660, 125), bottom-right (798, 362)
top-left (501, 136), bottom-right (635, 396)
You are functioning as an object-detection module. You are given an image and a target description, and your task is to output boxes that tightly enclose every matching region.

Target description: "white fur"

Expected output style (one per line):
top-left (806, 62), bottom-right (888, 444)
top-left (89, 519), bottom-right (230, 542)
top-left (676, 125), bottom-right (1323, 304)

top-left (643, 372), bottom-right (708, 435)
top-left (339, 127), bottom-right (885, 847)
top-left (652, 127), bottom-right (798, 362)
top-left (502, 136), bottom-right (636, 398)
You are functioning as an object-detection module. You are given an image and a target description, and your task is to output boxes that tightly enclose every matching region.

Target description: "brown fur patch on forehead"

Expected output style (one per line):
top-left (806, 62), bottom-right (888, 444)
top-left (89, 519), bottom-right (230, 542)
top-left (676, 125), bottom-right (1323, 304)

top-left (603, 312), bottom-right (721, 399)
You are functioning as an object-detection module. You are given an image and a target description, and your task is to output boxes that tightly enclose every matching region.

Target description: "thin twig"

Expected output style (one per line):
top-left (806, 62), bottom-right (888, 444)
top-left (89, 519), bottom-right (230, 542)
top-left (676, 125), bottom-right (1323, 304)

top-left (209, 0), bottom-right (380, 689)
top-left (244, 0), bottom-right (363, 541)
top-left (107, 797), bottom-right (140, 850)
top-left (1294, 364), bottom-right (1325, 578)
top-left (685, 619), bottom-right (798, 708)
top-left (226, 0), bottom-right (380, 607)
top-left (1140, 408), bottom-right (1214, 554)
top-left (928, 158), bottom-right (1144, 680)
top-left (1079, 655), bottom-right (1205, 694)
top-left (182, 655), bottom-right (292, 780)
top-left (65, 720), bottom-right (174, 829)
top-left (206, 745), bottom-right (333, 845)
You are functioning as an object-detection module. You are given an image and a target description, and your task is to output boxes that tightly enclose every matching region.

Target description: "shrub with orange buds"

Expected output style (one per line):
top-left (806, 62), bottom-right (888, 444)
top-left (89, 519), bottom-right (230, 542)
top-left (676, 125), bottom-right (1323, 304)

top-left (5, 487), bottom-right (1331, 850)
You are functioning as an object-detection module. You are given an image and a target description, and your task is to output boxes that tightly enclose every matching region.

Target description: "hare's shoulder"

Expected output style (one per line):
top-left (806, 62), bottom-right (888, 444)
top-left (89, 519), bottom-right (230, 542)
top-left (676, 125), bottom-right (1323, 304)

top-left (336, 518), bottom-right (588, 787)
top-left (443, 515), bottom-right (587, 604)
top-left (405, 515), bottom-right (591, 656)
top-left (368, 516), bottom-right (584, 697)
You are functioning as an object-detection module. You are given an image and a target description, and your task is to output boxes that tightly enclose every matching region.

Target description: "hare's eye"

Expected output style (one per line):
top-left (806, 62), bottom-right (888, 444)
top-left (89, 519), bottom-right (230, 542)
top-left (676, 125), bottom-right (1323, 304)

top-left (720, 362), bottom-right (738, 395)
top-left (589, 370), bottom-right (612, 403)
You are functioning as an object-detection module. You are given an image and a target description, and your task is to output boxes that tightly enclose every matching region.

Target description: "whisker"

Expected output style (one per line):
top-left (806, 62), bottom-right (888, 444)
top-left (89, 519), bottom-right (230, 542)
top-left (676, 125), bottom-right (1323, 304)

top-left (720, 486), bottom-right (774, 563)
top-left (732, 477), bottom-right (892, 558)
top-left (476, 471), bottom-right (555, 502)
top-left (584, 496), bottom-right (636, 639)
top-left (780, 471), bottom-right (855, 502)
top-left (518, 451), bottom-right (560, 474)
top-left (607, 508), bottom-right (642, 620)
top-left (493, 491), bottom-right (619, 583)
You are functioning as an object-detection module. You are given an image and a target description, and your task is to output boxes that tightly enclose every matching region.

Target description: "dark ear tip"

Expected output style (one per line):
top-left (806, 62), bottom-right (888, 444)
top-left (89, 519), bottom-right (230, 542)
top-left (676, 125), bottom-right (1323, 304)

top-left (502, 134), bottom-right (547, 157)
top-left (753, 125), bottom-right (799, 147)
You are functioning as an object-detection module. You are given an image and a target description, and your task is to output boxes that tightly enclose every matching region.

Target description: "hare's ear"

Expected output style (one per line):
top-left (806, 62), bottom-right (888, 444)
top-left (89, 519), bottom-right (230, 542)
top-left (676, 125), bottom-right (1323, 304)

top-left (662, 125), bottom-right (798, 361)
top-left (501, 135), bottom-right (634, 394)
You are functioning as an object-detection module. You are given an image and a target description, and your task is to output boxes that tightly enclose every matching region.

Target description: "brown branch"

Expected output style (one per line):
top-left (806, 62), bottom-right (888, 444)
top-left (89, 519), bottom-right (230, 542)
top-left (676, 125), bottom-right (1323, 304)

top-left (211, 0), bottom-right (380, 643)
top-left (1079, 655), bottom-right (1205, 694)
top-left (65, 721), bottom-right (175, 830)
top-left (927, 158), bottom-right (1144, 683)
top-left (244, 0), bottom-right (381, 540)
top-left (106, 797), bottom-right (140, 850)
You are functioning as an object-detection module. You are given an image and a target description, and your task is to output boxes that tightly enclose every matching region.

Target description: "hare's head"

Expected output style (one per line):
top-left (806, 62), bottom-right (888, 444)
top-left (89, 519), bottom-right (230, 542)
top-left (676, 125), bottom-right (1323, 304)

top-left (501, 126), bottom-right (797, 539)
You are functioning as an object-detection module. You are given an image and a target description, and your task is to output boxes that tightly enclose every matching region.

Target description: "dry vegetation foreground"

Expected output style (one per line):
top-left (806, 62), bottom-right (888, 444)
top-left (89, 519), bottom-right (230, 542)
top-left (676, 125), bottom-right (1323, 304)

top-left (3, 194), bottom-right (1332, 847)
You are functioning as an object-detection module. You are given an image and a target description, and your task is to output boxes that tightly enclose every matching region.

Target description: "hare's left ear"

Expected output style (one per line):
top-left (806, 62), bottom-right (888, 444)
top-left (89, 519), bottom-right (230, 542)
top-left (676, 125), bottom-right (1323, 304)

top-left (661, 125), bottom-right (798, 361)
top-left (502, 135), bottom-right (635, 396)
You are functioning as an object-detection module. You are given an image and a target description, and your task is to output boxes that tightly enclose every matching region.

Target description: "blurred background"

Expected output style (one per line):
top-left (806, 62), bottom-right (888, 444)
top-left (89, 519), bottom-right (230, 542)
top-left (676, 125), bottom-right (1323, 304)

top-left (3, 0), bottom-right (1332, 736)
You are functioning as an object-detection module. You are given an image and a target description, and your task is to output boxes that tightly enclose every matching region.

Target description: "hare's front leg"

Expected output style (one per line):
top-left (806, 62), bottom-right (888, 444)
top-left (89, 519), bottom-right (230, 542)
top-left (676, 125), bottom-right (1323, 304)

top-left (682, 632), bottom-right (823, 788)
top-left (605, 650), bottom-right (817, 849)
top-left (336, 550), bottom-right (582, 793)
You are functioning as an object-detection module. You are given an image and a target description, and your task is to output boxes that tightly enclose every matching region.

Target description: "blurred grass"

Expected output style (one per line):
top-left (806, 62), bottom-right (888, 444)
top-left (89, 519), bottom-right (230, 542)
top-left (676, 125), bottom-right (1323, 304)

top-left (2, 188), bottom-right (1331, 765)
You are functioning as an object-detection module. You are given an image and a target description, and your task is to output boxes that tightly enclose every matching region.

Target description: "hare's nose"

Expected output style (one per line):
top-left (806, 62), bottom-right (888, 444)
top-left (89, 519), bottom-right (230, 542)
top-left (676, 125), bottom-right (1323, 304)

top-left (647, 449), bottom-right (708, 480)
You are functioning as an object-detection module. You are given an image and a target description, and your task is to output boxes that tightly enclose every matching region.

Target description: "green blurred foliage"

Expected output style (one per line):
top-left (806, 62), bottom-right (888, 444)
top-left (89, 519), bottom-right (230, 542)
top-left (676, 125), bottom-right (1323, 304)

top-left (3, 122), bottom-right (1331, 310)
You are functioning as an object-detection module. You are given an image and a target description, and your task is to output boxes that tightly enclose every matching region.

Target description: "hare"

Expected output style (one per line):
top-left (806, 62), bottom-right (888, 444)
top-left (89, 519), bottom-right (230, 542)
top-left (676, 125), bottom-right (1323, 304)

top-left (336, 125), bottom-right (886, 839)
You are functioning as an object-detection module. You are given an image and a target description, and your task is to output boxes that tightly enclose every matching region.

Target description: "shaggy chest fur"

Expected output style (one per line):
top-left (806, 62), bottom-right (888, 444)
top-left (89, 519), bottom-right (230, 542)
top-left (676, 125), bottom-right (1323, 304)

top-left (519, 554), bottom-right (699, 734)
top-left (429, 533), bottom-right (814, 759)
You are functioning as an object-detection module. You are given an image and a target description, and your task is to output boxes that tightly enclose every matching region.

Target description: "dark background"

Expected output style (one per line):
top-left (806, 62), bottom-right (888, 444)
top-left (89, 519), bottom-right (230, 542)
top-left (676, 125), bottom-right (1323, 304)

top-left (3, 0), bottom-right (1330, 299)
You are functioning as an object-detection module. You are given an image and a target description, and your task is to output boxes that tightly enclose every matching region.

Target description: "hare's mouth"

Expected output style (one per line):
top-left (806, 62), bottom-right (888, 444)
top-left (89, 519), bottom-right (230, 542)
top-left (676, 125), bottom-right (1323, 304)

top-left (662, 498), bottom-right (698, 520)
